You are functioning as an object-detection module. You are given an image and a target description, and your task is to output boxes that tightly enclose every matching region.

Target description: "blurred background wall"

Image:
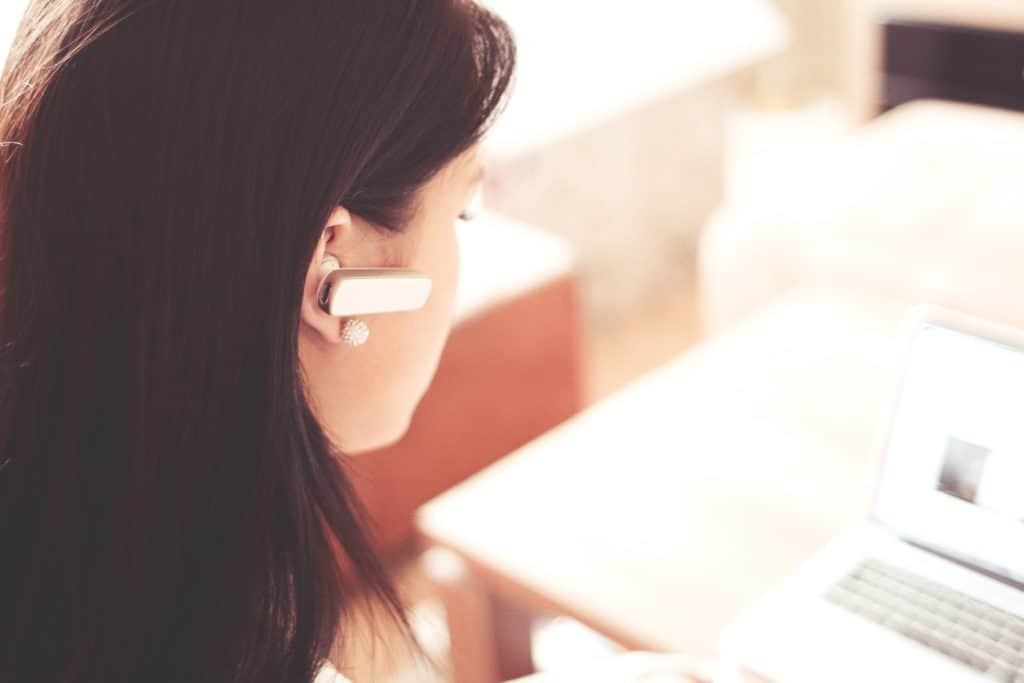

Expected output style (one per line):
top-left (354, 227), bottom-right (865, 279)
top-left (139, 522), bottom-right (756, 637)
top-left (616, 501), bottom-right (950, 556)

top-left (755, 0), bottom-right (846, 104)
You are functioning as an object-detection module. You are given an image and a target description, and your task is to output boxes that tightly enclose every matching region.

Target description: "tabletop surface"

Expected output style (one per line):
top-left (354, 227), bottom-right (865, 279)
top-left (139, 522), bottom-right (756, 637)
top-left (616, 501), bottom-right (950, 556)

top-left (418, 288), bottom-right (913, 656)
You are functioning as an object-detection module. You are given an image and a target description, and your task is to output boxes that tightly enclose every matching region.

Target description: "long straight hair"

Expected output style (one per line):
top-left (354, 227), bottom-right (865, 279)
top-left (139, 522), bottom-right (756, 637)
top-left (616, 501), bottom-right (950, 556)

top-left (0, 1), bottom-right (514, 681)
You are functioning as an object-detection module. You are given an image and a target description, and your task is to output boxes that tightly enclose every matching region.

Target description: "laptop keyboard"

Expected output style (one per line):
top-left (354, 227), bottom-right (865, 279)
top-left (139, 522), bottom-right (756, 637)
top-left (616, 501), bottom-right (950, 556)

top-left (824, 558), bottom-right (1024, 682)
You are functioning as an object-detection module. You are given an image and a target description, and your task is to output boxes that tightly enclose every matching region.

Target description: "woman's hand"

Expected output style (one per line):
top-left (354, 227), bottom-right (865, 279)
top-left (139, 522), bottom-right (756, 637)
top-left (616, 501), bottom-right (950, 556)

top-left (601, 652), bottom-right (717, 682)
top-left (517, 651), bottom-right (720, 683)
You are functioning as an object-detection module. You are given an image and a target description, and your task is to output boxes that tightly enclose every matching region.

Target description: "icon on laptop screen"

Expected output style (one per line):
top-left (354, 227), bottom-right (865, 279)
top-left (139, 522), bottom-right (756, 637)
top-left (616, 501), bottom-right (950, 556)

top-left (936, 436), bottom-right (990, 504)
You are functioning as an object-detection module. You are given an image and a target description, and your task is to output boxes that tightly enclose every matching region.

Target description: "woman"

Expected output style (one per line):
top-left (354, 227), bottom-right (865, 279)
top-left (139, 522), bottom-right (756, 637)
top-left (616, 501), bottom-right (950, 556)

top-left (0, 1), bottom-right (712, 681)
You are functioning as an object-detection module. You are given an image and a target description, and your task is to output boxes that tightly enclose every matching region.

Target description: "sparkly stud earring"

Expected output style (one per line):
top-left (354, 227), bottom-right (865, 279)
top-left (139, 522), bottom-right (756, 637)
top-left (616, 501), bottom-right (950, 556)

top-left (341, 318), bottom-right (370, 347)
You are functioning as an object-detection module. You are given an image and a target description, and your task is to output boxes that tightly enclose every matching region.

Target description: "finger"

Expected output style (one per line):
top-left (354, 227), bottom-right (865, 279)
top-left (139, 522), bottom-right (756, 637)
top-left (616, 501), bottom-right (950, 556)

top-left (615, 652), bottom-right (717, 682)
top-left (647, 655), bottom-right (722, 683)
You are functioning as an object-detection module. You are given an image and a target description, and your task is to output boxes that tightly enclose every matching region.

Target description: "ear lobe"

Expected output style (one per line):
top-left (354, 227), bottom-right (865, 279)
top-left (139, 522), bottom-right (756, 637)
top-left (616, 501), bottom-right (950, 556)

top-left (301, 261), bottom-right (344, 344)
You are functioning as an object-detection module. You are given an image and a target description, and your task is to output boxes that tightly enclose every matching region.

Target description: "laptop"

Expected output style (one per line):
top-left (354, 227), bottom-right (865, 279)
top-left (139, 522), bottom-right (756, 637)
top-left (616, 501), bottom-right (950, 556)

top-left (719, 304), bottom-right (1024, 683)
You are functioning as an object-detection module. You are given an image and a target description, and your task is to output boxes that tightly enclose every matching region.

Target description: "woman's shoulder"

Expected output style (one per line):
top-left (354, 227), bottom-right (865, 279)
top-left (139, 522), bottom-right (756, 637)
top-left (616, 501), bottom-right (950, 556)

top-left (315, 661), bottom-right (352, 683)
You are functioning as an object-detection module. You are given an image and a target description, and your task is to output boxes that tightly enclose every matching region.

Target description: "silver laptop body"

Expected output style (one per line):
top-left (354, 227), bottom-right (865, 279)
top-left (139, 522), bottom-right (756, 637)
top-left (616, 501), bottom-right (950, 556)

top-left (720, 305), bottom-right (1024, 683)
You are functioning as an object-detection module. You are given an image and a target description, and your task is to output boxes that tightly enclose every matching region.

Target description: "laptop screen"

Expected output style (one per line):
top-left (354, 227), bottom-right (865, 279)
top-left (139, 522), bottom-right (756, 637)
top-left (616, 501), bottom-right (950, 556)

top-left (873, 320), bottom-right (1024, 585)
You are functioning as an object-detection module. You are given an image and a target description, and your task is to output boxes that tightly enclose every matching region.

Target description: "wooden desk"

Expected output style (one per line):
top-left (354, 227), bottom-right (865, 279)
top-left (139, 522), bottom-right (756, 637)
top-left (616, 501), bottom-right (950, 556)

top-left (417, 288), bottom-right (911, 682)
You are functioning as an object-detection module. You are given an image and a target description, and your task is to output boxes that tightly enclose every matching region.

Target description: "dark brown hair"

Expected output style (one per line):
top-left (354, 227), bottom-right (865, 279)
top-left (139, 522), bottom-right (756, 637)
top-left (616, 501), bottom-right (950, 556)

top-left (0, 1), bottom-right (514, 681)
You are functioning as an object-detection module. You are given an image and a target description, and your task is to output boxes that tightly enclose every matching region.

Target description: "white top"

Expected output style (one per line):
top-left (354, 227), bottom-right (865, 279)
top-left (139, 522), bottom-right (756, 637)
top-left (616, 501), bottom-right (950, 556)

top-left (315, 662), bottom-right (352, 683)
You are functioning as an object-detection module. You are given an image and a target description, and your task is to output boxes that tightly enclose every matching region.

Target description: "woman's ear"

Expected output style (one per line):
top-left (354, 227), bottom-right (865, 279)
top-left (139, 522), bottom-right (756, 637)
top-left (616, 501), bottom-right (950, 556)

top-left (300, 206), bottom-right (352, 345)
top-left (300, 204), bottom-right (403, 344)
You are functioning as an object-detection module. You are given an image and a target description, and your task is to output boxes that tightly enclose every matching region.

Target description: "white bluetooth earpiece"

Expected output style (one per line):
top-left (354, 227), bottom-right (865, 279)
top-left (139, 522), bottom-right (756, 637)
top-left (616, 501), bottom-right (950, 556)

top-left (317, 254), bottom-right (432, 347)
